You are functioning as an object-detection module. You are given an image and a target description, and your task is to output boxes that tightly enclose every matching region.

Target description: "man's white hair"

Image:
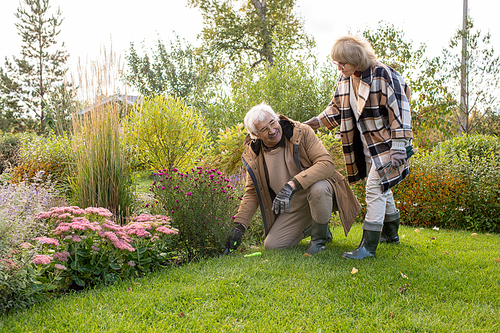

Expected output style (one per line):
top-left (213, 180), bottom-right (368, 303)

top-left (244, 102), bottom-right (278, 139)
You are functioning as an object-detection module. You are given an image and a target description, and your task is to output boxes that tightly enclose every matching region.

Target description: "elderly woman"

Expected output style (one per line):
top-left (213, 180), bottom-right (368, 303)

top-left (304, 34), bottom-right (413, 260)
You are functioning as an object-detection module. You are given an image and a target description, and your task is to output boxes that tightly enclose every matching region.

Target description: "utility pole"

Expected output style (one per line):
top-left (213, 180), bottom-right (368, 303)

top-left (460, 0), bottom-right (468, 134)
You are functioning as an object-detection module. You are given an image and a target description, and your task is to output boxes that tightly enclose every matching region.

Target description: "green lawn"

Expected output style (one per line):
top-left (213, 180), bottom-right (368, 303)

top-left (1, 224), bottom-right (499, 332)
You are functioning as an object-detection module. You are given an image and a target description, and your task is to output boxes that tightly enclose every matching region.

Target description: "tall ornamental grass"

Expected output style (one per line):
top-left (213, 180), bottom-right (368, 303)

top-left (394, 134), bottom-right (500, 232)
top-left (70, 46), bottom-right (135, 223)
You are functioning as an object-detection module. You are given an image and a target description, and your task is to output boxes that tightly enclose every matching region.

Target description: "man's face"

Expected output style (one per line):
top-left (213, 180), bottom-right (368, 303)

top-left (254, 113), bottom-right (282, 147)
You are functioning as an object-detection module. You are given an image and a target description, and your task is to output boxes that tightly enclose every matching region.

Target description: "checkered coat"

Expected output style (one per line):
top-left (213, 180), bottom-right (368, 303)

top-left (318, 62), bottom-right (413, 193)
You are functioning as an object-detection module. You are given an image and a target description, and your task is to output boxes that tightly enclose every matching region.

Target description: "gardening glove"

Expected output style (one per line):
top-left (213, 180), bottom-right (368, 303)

top-left (223, 225), bottom-right (245, 255)
top-left (390, 149), bottom-right (407, 167)
top-left (303, 117), bottom-right (322, 131)
top-left (272, 183), bottom-right (296, 215)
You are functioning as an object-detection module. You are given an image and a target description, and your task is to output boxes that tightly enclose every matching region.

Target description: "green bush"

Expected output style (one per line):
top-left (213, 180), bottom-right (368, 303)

top-left (125, 95), bottom-right (210, 173)
top-left (10, 132), bottom-right (72, 188)
top-left (394, 134), bottom-right (500, 232)
top-left (209, 123), bottom-right (247, 176)
top-left (149, 167), bottom-right (241, 261)
top-left (0, 132), bottom-right (20, 174)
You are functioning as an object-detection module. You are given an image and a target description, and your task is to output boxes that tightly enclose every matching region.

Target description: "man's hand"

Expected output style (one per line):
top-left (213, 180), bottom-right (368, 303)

top-left (223, 227), bottom-right (245, 255)
top-left (303, 117), bottom-right (321, 130)
top-left (272, 183), bottom-right (296, 215)
top-left (390, 149), bottom-right (407, 167)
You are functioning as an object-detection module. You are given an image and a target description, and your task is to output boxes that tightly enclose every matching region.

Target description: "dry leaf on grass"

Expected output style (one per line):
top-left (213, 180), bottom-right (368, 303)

top-left (351, 267), bottom-right (358, 274)
top-left (471, 233), bottom-right (478, 238)
top-left (400, 271), bottom-right (408, 279)
top-left (414, 229), bottom-right (420, 233)
top-left (303, 253), bottom-right (312, 257)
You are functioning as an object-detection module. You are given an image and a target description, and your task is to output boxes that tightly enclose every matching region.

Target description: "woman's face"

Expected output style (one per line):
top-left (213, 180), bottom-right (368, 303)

top-left (333, 61), bottom-right (358, 78)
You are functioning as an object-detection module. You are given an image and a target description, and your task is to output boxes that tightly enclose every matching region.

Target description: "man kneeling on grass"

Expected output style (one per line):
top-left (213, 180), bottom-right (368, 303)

top-left (224, 102), bottom-right (361, 256)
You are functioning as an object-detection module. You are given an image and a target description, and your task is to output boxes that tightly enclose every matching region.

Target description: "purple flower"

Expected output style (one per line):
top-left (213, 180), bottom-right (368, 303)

top-left (186, 192), bottom-right (192, 196)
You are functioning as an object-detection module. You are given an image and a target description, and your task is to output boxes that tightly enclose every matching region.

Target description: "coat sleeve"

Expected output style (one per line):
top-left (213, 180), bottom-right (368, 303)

top-left (383, 68), bottom-right (413, 139)
top-left (318, 92), bottom-right (342, 130)
top-left (292, 125), bottom-right (336, 190)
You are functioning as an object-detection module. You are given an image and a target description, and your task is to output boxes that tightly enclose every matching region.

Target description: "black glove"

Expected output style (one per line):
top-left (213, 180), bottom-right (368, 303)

top-left (272, 183), bottom-right (296, 215)
top-left (390, 149), bottom-right (407, 167)
top-left (223, 226), bottom-right (245, 255)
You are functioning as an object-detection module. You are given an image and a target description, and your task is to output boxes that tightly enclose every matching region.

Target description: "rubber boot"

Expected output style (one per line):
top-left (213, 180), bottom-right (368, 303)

top-left (305, 222), bottom-right (330, 255)
top-left (341, 229), bottom-right (380, 260)
top-left (380, 210), bottom-right (400, 244)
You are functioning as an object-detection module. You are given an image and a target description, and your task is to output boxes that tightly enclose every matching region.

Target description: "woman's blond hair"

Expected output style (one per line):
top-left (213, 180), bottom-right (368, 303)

top-left (330, 34), bottom-right (377, 71)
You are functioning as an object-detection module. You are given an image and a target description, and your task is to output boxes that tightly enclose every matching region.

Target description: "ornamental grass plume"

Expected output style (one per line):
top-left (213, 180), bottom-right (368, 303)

top-left (149, 167), bottom-right (242, 260)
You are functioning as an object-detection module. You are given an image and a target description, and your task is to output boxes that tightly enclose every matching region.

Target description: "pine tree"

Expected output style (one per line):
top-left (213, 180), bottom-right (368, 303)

top-left (0, 0), bottom-right (69, 133)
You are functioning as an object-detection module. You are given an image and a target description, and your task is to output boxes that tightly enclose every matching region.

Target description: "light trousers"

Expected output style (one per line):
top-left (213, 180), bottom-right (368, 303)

top-left (264, 180), bottom-right (334, 250)
top-left (363, 162), bottom-right (398, 232)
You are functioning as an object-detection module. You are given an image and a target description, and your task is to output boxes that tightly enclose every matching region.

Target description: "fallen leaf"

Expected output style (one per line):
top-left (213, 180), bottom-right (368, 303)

top-left (127, 287), bottom-right (132, 292)
top-left (430, 237), bottom-right (436, 240)
top-left (389, 310), bottom-right (393, 319)
top-left (303, 253), bottom-right (312, 257)
top-left (493, 259), bottom-right (500, 263)
top-left (400, 271), bottom-right (408, 279)
top-left (487, 234), bottom-right (492, 236)
top-left (351, 267), bottom-right (358, 274)
top-left (444, 252), bottom-right (449, 255)
top-left (414, 229), bottom-right (420, 233)
top-left (471, 233), bottom-right (478, 238)
top-left (178, 312), bottom-right (185, 318)
top-left (433, 226), bottom-right (440, 231)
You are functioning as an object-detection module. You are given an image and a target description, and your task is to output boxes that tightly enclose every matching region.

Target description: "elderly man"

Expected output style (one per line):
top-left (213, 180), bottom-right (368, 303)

top-left (224, 102), bottom-right (360, 255)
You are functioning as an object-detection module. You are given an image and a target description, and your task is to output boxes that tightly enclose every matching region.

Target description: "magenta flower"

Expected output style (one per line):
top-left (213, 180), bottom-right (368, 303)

top-left (186, 192), bottom-right (193, 196)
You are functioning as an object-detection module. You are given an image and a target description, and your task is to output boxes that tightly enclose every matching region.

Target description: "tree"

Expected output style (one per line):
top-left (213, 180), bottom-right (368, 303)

top-left (125, 35), bottom-right (218, 105)
top-left (426, 17), bottom-right (500, 135)
top-left (0, 0), bottom-right (69, 133)
top-left (361, 22), bottom-right (456, 147)
top-left (187, 0), bottom-right (314, 67)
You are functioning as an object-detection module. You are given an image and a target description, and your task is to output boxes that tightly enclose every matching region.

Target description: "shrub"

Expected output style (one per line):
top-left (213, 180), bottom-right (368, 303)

top-left (316, 131), bottom-right (346, 178)
top-left (0, 172), bottom-right (62, 313)
top-left (149, 167), bottom-right (242, 261)
top-left (394, 134), bottom-right (500, 232)
top-left (0, 132), bottom-right (20, 174)
top-left (125, 95), bottom-right (210, 172)
top-left (70, 103), bottom-right (135, 224)
top-left (10, 132), bottom-right (73, 188)
top-left (33, 207), bottom-right (178, 292)
top-left (209, 123), bottom-right (247, 176)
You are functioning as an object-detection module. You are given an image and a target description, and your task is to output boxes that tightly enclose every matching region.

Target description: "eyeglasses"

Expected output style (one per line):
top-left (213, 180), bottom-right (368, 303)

top-left (258, 119), bottom-right (278, 135)
top-left (332, 61), bottom-right (347, 70)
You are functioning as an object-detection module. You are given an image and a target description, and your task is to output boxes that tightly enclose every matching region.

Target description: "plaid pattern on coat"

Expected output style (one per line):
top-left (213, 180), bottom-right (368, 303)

top-left (318, 62), bottom-right (413, 193)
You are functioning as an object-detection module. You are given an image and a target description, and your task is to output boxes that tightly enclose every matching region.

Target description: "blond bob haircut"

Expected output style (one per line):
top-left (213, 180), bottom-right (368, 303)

top-left (244, 102), bottom-right (278, 139)
top-left (330, 34), bottom-right (378, 72)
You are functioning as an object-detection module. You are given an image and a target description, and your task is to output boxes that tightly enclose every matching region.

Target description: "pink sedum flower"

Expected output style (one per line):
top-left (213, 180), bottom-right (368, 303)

top-left (54, 264), bottom-right (67, 270)
top-left (34, 236), bottom-right (60, 247)
top-left (32, 255), bottom-right (52, 265)
top-left (53, 251), bottom-right (71, 262)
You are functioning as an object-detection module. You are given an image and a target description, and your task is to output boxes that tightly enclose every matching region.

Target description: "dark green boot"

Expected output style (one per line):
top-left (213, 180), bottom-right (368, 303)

top-left (341, 229), bottom-right (380, 260)
top-left (305, 222), bottom-right (330, 255)
top-left (380, 210), bottom-right (400, 244)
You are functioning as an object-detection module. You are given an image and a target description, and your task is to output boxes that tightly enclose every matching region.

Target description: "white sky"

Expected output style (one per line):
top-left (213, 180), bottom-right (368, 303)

top-left (1, 0), bottom-right (499, 81)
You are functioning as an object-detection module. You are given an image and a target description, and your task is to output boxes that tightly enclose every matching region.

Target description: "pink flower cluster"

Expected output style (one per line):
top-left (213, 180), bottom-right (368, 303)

top-left (98, 221), bottom-right (135, 252)
top-left (84, 207), bottom-right (113, 217)
top-left (34, 236), bottom-right (60, 247)
top-left (36, 206), bottom-right (86, 220)
top-left (52, 217), bottom-right (102, 235)
top-left (32, 254), bottom-right (53, 265)
top-left (53, 251), bottom-right (71, 262)
top-left (1, 258), bottom-right (18, 269)
top-left (124, 214), bottom-right (178, 239)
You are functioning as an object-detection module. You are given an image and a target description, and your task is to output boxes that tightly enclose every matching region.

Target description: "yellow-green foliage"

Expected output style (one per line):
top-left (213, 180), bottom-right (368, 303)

top-left (125, 95), bottom-right (209, 172)
top-left (11, 132), bottom-right (72, 186)
top-left (209, 123), bottom-right (247, 175)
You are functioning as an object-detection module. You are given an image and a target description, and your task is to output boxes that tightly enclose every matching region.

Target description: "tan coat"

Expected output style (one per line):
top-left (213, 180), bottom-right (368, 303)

top-left (234, 116), bottom-right (361, 237)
